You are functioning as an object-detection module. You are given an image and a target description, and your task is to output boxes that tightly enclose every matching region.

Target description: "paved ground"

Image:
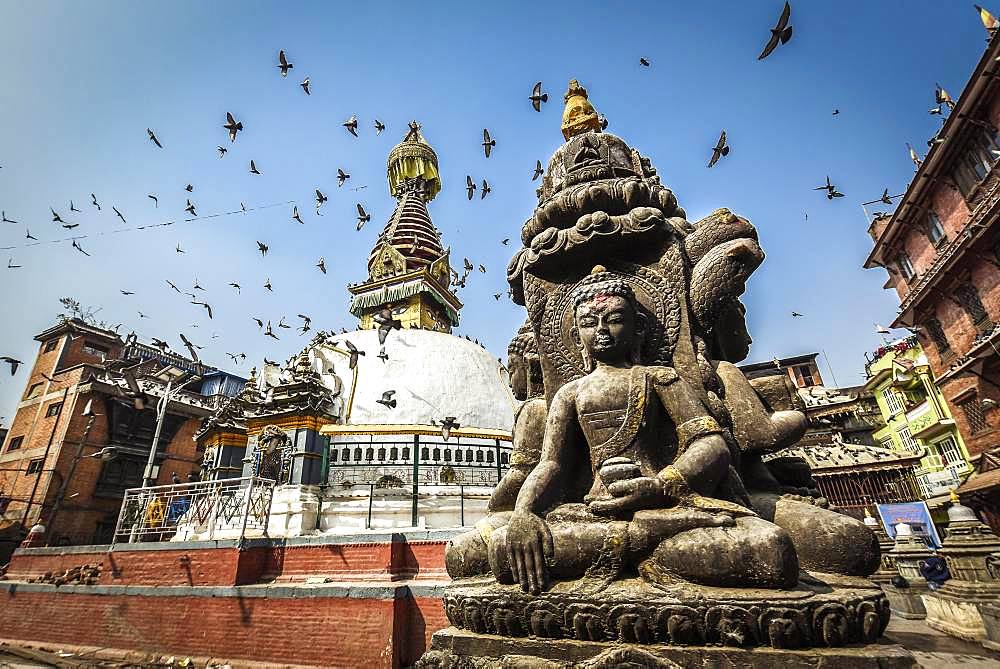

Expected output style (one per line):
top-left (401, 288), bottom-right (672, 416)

top-left (884, 617), bottom-right (1000, 667)
top-left (2, 619), bottom-right (999, 667)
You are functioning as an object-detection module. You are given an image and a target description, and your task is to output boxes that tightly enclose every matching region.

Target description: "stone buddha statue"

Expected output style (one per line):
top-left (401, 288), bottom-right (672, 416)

top-left (448, 267), bottom-right (798, 593)
top-left (489, 321), bottom-right (546, 513)
top-left (445, 323), bottom-right (549, 578)
top-left (425, 81), bottom-right (896, 663)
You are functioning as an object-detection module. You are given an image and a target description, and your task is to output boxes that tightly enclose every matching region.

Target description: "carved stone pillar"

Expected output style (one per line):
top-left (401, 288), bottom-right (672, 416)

top-left (887, 522), bottom-right (932, 620)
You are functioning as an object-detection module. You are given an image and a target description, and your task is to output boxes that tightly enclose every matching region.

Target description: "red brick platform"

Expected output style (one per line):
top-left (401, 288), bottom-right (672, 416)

top-left (0, 530), bottom-right (455, 668)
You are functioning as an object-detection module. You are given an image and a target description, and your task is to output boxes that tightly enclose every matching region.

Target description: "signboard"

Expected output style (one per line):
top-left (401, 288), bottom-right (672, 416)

top-left (876, 501), bottom-right (942, 548)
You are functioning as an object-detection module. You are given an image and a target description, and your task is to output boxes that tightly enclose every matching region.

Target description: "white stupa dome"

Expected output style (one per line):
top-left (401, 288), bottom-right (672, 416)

top-left (313, 328), bottom-right (515, 432)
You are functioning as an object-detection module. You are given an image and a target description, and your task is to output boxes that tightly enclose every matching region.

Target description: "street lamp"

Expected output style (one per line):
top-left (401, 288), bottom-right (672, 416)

top-left (142, 371), bottom-right (201, 488)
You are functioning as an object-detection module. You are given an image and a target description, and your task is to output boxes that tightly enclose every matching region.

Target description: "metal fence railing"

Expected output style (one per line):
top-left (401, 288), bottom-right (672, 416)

top-left (110, 476), bottom-right (275, 547)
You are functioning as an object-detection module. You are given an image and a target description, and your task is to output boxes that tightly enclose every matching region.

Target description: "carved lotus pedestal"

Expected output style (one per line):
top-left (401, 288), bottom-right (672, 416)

top-left (417, 575), bottom-right (916, 668)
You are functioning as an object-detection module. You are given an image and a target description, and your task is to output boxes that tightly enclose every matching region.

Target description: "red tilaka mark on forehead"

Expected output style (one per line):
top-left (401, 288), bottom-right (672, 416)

top-left (578, 293), bottom-right (624, 317)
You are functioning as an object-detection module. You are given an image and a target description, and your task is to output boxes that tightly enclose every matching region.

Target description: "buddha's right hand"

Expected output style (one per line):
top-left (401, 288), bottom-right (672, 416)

top-left (506, 511), bottom-right (553, 595)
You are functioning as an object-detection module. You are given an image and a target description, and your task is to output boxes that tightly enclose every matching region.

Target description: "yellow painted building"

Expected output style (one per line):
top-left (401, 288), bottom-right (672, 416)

top-left (864, 336), bottom-right (974, 503)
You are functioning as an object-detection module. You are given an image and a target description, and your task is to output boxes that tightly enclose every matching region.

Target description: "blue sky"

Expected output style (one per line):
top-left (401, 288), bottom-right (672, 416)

top-left (0, 1), bottom-right (990, 419)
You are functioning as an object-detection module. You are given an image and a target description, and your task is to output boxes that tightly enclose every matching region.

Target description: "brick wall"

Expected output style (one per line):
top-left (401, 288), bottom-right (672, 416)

top-left (268, 542), bottom-right (396, 581)
top-left (265, 540), bottom-right (449, 582)
top-left (7, 538), bottom-right (450, 586)
top-left (1, 537), bottom-right (454, 667)
top-left (4, 548), bottom-right (107, 580)
top-left (940, 373), bottom-right (1000, 459)
top-left (0, 588), bottom-right (409, 668)
top-left (400, 596), bottom-right (452, 667)
top-left (395, 541), bottom-right (450, 580)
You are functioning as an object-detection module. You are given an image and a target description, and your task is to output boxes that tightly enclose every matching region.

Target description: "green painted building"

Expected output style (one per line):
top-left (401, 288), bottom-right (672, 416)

top-left (864, 336), bottom-right (974, 505)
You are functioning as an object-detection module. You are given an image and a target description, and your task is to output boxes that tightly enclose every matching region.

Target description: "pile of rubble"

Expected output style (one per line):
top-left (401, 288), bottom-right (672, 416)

top-left (28, 562), bottom-right (101, 586)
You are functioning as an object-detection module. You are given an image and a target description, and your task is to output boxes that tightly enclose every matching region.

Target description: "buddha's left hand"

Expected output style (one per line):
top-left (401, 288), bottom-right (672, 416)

top-left (589, 477), bottom-right (671, 516)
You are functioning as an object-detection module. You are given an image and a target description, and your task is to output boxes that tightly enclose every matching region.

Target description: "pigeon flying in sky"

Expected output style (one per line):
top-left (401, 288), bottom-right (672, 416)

top-left (482, 128), bottom-right (495, 157)
top-left (343, 115), bottom-right (359, 137)
top-left (356, 203), bottom-right (370, 230)
top-left (758, 2), bottom-right (793, 61)
top-left (1, 356), bottom-right (23, 375)
top-left (277, 49), bottom-right (293, 77)
top-left (224, 112), bottom-right (243, 142)
top-left (707, 130), bottom-right (730, 168)
top-left (529, 82), bottom-right (547, 112)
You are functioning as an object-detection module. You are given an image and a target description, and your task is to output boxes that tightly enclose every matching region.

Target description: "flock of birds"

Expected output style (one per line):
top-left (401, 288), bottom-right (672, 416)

top-left (2, 2), bottom-right (996, 421)
top-left (0, 40), bottom-right (534, 387)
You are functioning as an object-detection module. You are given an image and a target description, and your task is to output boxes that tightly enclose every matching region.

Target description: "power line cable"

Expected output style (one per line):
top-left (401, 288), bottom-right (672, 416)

top-left (0, 200), bottom-right (296, 251)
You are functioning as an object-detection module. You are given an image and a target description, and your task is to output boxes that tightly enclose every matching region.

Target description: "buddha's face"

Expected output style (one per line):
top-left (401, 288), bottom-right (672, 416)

top-left (574, 294), bottom-right (637, 365)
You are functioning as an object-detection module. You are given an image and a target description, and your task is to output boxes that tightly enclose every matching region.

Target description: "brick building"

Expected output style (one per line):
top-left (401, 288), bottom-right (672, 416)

top-left (864, 33), bottom-right (1000, 530)
top-left (0, 318), bottom-right (243, 555)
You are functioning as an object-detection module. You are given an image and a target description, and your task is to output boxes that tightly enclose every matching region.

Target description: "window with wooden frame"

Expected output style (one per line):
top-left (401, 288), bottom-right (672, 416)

top-left (897, 426), bottom-right (919, 453)
top-left (896, 252), bottom-right (916, 281)
top-left (45, 401), bottom-right (62, 418)
top-left (26, 458), bottom-right (45, 475)
top-left (935, 436), bottom-right (964, 467)
top-left (925, 211), bottom-right (946, 246)
top-left (42, 338), bottom-right (59, 353)
top-left (6, 435), bottom-right (24, 451)
top-left (883, 388), bottom-right (905, 415)
top-left (959, 396), bottom-right (989, 434)
top-left (791, 364), bottom-right (817, 388)
top-left (955, 281), bottom-right (993, 331)
top-left (951, 126), bottom-right (1000, 197)
top-left (81, 341), bottom-right (110, 360)
top-left (925, 318), bottom-right (952, 354)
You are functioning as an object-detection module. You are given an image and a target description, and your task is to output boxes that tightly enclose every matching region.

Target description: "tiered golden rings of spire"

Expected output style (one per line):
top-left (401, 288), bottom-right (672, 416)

top-left (561, 79), bottom-right (603, 141)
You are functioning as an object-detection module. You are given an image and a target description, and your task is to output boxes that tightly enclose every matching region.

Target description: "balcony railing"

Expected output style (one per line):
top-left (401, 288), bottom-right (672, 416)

top-left (110, 476), bottom-right (275, 547)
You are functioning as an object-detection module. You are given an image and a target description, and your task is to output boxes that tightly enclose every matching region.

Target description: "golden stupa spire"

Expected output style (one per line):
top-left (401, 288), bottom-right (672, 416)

top-left (561, 79), bottom-right (603, 141)
top-left (387, 120), bottom-right (441, 201)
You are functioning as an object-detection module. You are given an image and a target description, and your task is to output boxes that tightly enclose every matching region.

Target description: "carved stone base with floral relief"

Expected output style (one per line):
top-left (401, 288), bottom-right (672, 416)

top-left (419, 572), bottom-right (902, 665)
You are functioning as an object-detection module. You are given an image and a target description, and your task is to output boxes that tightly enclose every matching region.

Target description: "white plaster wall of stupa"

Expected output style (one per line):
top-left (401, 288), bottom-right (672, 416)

top-left (316, 485), bottom-right (493, 533)
top-left (313, 328), bottom-right (516, 432)
top-left (240, 328), bottom-right (516, 537)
